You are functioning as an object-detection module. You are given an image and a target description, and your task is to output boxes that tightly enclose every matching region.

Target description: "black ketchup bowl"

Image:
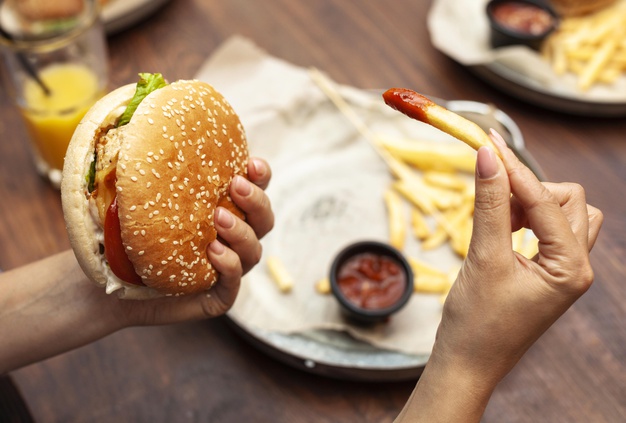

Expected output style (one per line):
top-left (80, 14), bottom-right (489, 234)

top-left (486, 0), bottom-right (559, 50)
top-left (329, 241), bottom-right (414, 324)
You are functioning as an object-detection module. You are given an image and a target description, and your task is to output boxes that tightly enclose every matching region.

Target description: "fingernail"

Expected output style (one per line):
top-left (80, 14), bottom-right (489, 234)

top-left (489, 128), bottom-right (507, 149)
top-left (476, 146), bottom-right (499, 179)
top-left (209, 240), bottom-right (225, 255)
top-left (233, 175), bottom-right (252, 197)
top-left (250, 158), bottom-right (266, 178)
top-left (216, 207), bottom-right (235, 229)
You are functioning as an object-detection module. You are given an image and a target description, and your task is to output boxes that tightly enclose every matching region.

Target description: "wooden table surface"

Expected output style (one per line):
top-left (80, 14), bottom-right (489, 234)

top-left (1, 0), bottom-right (625, 422)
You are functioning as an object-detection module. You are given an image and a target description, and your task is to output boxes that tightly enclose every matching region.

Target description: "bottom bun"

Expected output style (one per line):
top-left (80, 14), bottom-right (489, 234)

top-left (61, 84), bottom-right (163, 299)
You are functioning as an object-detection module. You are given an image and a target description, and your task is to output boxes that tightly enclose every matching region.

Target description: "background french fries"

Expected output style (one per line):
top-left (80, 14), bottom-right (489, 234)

top-left (267, 256), bottom-right (295, 293)
top-left (384, 188), bottom-right (406, 250)
top-left (542, 0), bottom-right (626, 91)
top-left (379, 137), bottom-right (478, 173)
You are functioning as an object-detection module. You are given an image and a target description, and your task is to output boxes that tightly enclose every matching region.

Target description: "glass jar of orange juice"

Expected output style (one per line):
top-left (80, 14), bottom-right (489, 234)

top-left (0, 0), bottom-right (108, 188)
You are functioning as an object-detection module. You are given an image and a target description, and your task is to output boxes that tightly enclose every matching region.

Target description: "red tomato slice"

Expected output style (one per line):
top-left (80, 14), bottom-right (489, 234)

top-left (104, 196), bottom-right (144, 286)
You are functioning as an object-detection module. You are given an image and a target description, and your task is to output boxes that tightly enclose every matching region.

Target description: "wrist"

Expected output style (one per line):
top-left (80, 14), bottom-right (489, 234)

top-left (395, 341), bottom-right (498, 423)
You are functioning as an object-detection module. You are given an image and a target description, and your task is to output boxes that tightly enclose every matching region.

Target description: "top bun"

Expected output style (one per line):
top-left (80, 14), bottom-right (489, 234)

top-left (116, 80), bottom-right (248, 295)
top-left (62, 79), bottom-right (248, 298)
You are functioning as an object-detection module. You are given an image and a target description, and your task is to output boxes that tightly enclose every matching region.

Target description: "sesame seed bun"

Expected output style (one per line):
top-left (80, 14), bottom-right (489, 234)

top-left (61, 79), bottom-right (249, 298)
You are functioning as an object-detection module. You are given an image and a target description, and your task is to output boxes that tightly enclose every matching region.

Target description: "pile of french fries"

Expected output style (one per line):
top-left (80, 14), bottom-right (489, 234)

top-left (541, 0), bottom-right (626, 90)
top-left (380, 135), bottom-right (538, 302)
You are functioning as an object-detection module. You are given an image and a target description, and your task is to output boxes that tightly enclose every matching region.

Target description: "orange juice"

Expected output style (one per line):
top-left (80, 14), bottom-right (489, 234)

top-left (20, 63), bottom-right (102, 172)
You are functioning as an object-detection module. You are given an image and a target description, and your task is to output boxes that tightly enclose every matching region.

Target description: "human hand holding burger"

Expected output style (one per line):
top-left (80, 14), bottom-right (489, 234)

top-left (0, 74), bottom-right (274, 373)
top-left (62, 73), bottom-right (273, 300)
top-left (114, 155), bottom-right (274, 327)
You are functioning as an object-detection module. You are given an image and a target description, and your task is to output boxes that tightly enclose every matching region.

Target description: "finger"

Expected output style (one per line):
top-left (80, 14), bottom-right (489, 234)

top-left (542, 182), bottom-right (590, 250)
top-left (491, 130), bottom-right (581, 259)
top-left (230, 175), bottom-right (274, 239)
top-left (248, 157), bottom-right (272, 190)
top-left (587, 204), bottom-right (603, 251)
top-left (214, 206), bottom-right (262, 274)
top-left (206, 239), bottom-right (243, 313)
top-left (467, 145), bottom-right (513, 266)
top-left (511, 183), bottom-right (591, 250)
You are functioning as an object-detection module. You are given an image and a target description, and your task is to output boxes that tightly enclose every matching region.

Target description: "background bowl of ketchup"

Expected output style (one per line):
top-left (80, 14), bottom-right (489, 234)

top-left (330, 241), bottom-right (414, 324)
top-left (486, 0), bottom-right (559, 50)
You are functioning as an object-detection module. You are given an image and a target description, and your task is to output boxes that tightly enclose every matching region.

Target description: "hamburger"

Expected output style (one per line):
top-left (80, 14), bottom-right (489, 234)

top-left (61, 73), bottom-right (248, 299)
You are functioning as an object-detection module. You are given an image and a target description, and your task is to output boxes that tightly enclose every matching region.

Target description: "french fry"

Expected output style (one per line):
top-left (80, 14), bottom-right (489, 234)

top-left (512, 228), bottom-right (527, 253)
top-left (450, 215), bottom-right (472, 258)
top-left (391, 178), bottom-right (436, 215)
top-left (382, 88), bottom-right (500, 156)
top-left (384, 188), bottom-right (406, 250)
top-left (518, 235), bottom-right (540, 259)
top-left (315, 277), bottom-right (331, 294)
top-left (578, 34), bottom-right (619, 90)
top-left (408, 257), bottom-right (449, 277)
top-left (542, 1), bottom-right (626, 90)
top-left (422, 200), bottom-right (473, 252)
top-left (266, 256), bottom-right (294, 293)
top-left (379, 137), bottom-right (477, 173)
top-left (512, 228), bottom-right (540, 259)
top-left (407, 257), bottom-right (451, 294)
top-left (393, 179), bottom-right (462, 211)
top-left (415, 274), bottom-right (451, 294)
top-left (423, 171), bottom-right (468, 192)
top-left (411, 208), bottom-right (431, 240)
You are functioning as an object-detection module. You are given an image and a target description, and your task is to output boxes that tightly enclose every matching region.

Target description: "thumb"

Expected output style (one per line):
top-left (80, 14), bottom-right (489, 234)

top-left (467, 146), bottom-right (513, 264)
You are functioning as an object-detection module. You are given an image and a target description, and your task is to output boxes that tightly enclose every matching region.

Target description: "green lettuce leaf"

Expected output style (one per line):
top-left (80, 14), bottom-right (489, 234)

top-left (86, 151), bottom-right (97, 193)
top-left (116, 72), bottom-right (167, 127)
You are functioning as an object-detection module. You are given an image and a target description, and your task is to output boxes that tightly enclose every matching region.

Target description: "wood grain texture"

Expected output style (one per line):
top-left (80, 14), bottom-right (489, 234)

top-left (1, 0), bottom-right (624, 422)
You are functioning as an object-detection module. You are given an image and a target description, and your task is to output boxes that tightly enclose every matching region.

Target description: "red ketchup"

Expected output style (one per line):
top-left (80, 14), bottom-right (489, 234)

top-left (336, 252), bottom-right (407, 310)
top-left (491, 2), bottom-right (555, 36)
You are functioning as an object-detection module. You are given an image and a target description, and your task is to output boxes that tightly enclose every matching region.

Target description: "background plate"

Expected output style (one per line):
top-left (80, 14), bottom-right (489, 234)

top-left (470, 63), bottom-right (626, 117)
top-left (102, 0), bottom-right (171, 35)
